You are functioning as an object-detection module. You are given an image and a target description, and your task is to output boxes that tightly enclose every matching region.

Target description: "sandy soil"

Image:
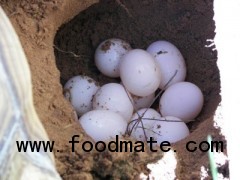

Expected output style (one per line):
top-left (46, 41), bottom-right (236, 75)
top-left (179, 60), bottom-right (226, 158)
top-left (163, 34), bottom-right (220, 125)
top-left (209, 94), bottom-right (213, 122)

top-left (0, 0), bottom-right (227, 179)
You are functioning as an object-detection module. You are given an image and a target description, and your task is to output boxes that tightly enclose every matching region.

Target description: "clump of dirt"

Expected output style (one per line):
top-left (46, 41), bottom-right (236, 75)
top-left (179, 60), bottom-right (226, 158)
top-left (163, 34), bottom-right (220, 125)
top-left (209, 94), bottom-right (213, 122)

top-left (57, 137), bottom-right (162, 180)
top-left (1, 0), bottom-right (226, 179)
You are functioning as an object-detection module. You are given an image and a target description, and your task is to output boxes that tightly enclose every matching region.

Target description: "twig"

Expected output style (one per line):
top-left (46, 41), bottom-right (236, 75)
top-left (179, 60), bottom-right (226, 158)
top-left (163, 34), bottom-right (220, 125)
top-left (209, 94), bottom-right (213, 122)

top-left (53, 44), bottom-right (90, 58)
top-left (126, 70), bottom-right (178, 141)
top-left (115, 0), bottom-right (133, 18)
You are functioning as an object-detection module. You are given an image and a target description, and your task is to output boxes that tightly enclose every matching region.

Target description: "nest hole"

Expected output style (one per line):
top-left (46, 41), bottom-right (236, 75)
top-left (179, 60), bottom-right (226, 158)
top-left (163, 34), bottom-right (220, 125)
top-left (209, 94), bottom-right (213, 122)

top-left (53, 0), bottom-right (222, 178)
top-left (54, 0), bottom-right (221, 179)
top-left (54, 0), bottom-right (220, 132)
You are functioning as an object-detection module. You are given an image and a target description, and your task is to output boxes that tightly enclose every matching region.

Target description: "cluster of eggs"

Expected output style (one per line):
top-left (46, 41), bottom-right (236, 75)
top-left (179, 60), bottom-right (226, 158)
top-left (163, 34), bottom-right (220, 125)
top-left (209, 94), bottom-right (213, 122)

top-left (64, 38), bottom-right (204, 145)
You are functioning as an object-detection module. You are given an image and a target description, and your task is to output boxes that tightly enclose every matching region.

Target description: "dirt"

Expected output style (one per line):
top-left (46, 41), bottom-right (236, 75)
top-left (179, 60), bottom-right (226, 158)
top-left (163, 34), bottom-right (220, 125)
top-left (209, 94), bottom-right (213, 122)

top-left (0, 0), bottom-right (227, 179)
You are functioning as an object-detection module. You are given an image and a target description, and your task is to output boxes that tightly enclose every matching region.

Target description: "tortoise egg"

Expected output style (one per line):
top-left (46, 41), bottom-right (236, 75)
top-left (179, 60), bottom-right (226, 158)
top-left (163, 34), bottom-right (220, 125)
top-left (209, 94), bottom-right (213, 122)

top-left (147, 40), bottom-right (186, 89)
top-left (132, 93), bottom-right (155, 110)
top-left (64, 75), bottom-right (99, 116)
top-left (79, 110), bottom-right (127, 142)
top-left (129, 108), bottom-right (161, 142)
top-left (159, 82), bottom-right (204, 122)
top-left (120, 49), bottom-right (161, 96)
top-left (95, 38), bottom-right (131, 78)
top-left (93, 83), bottom-right (133, 122)
top-left (151, 116), bottom-right (190, 144)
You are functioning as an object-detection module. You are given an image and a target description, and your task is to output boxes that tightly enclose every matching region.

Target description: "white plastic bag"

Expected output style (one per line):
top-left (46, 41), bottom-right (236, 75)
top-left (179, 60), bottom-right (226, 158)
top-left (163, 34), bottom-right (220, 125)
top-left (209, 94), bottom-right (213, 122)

top-left (0, 7), bottom-right (61, 180)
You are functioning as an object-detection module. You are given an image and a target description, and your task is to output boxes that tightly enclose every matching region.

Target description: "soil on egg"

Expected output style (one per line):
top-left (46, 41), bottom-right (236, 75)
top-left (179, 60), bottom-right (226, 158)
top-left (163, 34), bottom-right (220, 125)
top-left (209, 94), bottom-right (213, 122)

top-left (0, 0), bottom-right (227, 179)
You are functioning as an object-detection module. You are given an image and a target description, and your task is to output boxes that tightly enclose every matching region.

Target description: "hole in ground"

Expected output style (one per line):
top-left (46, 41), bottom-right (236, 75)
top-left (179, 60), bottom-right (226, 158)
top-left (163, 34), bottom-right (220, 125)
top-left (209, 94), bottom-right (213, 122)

top-left (54, 0), bottom-right (221, 179)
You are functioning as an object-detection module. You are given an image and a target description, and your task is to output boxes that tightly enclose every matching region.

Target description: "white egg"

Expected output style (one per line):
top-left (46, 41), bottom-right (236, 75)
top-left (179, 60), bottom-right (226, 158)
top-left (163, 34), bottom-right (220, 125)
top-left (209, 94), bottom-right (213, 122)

top-left (79, 110), bottom-right (127, 142)
top-left (129, 108), bottom-right (162, 142)
top-left (159, 82), bottom-right (204, 122)
top-left (132, 93), bottom-right (155, 110)
top-left (147, 40), bottom-right (186, 89)
top-left (129, 110), bottom-right (189, 144)
top-left (120, 49), bottom-right (161, 96)
top-left (151, 116), bottom-right (190, 144)
top-left (119, 81), bottom-right (155, 110)
top-left (93, 83), bottom-right (133, 122)
top-left (64, 75), bottom-right (100, 116)
top-left (95, 38), bottom-right (131, 78)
